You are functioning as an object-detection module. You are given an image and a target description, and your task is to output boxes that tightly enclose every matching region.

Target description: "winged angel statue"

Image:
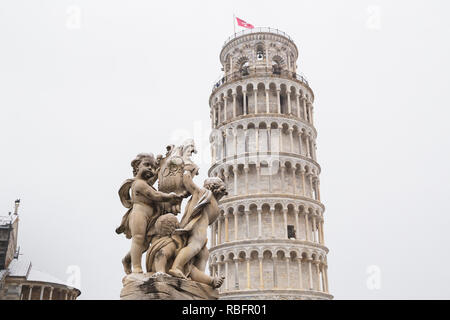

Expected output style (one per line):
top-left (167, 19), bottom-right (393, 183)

top-left (115, 139), bottom-right (225, 289)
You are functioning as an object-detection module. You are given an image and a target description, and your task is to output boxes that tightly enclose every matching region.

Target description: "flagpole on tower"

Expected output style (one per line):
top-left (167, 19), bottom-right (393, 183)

top-left (233, 13), bottom-right (236, 35)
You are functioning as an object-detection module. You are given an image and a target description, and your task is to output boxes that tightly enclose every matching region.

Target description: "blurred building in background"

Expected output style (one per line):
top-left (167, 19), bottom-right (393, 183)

top-left (0, 200), bottom-right (80, 300)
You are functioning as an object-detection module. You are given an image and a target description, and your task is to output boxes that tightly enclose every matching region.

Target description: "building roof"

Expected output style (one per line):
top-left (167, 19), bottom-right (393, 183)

top-left (7, 257), bottom-right (31, 277)
top-left (6, 257), bottom-right (80, 291)
top-left (0, 214), bottom-right (18, 226)
top-left (27, 268), bottom-right (66, 286)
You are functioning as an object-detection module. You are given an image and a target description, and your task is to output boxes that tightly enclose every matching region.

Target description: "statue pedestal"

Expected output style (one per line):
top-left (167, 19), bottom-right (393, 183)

top-left (120, 272), bottom-right (219, 300)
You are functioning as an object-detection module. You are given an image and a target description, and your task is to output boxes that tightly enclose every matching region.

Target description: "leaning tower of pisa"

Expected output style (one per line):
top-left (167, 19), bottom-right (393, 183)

top-left (207, 28), bottom-right (332, 300)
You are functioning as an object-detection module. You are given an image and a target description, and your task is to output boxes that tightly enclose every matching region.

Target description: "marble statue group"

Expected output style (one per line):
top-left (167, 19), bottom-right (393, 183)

top-left (116, 139), bottom-right (226, 295)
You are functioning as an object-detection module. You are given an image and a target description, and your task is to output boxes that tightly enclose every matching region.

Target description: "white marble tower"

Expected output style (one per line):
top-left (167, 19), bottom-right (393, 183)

top-left (207, 28), bottom-right (331, 300)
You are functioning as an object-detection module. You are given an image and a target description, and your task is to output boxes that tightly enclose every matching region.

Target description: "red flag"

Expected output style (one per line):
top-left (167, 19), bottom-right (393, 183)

top-left (236, 17), bottom-right (254, 29)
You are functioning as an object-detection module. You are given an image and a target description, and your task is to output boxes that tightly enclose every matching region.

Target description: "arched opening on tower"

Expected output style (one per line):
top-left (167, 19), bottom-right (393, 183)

top-left (255, 43), bottom-right (265, 62)
top-left (236, 86), bottom-right (244, 116)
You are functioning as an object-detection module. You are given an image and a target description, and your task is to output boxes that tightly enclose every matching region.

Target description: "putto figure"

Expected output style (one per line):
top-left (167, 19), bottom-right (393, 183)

top-left (168, 172), bottom-right (227, 287)
top-left (118, 141), bottom-right (226, 299)
top-left (116, 153), bottom-right (181, 274)
top-left (146, 213), bottom-right (224, 288)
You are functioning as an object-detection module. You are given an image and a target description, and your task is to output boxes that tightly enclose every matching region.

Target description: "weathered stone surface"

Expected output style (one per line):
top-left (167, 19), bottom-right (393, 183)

top-left (120, 272), bottom-right (219, 300)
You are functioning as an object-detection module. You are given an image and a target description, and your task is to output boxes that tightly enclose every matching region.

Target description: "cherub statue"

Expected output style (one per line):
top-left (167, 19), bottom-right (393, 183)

top-left (168, 171), bottom-right (228, 281)
top-left (146, 213), bottom-right (224, 288)
top-left (116, 153), bottom-right (182, 274)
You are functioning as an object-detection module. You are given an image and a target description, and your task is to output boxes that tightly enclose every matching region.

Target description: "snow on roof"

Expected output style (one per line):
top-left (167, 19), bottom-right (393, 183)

top-left (7, 258), bottom-right (31, 277)
top-left (7, 257), bottom-right (79, 290)
top-left (0, 214), bottom-right (18, 226)
top-left (27, 268), bottom-right (67, 286)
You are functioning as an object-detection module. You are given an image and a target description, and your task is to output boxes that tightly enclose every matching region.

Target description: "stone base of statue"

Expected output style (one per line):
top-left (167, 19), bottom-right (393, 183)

top-left (120, 272), bottom-right (219, 300)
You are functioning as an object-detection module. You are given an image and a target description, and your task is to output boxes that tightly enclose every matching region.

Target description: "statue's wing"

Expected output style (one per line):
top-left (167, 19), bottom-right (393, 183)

top-left (118, 179), bottom-right (134, 208)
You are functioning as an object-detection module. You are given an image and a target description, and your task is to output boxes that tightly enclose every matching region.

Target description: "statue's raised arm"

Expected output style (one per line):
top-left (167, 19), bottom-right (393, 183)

top-left (116, 153), bottom-right (181, 274)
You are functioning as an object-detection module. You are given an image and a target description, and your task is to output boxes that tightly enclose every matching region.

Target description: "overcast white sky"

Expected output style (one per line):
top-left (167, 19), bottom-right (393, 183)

top-left (1, 0), bottom-right (449, 299)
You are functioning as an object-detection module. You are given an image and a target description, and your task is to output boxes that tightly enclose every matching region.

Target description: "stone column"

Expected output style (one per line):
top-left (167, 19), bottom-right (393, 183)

top-left (288, 128), bottom-right (294, 152)
top-left (280, 165), bottom-right (285, 193)
top-left (221, 131), bottom-right (226, 159)
top-left (244, 166), bottom-right (249, 194)
top-left (256, 165), bottom-right (261, 193)
top-left (243, 90), bottom-right (247, 115)
top-left (302, 97), bottom-right (307, 120)
top-left (276, 89), bottom-right (281, 114)
top-left (223, 96), bottom-right (228, 122)
top-left (295, 210), bottom-right (300, 240)
top-left (233, 165), bottom-right (238, 196)
top-left (317, 218), bottom-right (323, 244)
top-left (321, 264), bottom-right (326, 292)
top-left (292, 167), bottom-right (297, 194)
top-left (310, 104), bottom-right (314, 124)
top-left (272, 255), bottom-right (278, 288)
top-left (283, 209), bottom-right (288, 239)
top-left (255, 128), bottom-right (259, 153)
top-left (309, 174), bottom-right (314, 199)
top-left (232, 93), bottom-right (237, 118)
top-left (254, 91), bottom-right (258, 114)
top-left (234, 211), bottom-right (238, 241)
top-left (305, 135), bottom-right (311, 157)
top-left (278, 127), bottom-right (283, 152)
top-left (218, 216), bottom-right (222, 245)
top-left (217, 102), bottom-right (221, 126)
top-left (317, 179), bottom-right (321, 201)
top-left (39, 286), bottom-right (44, 300)
top-left (268, 164), bottom-right (273, 193)
top-left (233, 130), bottom-right (238, 156)
top-left (246, 258), bottom-right (251, 289)
top-left (230, 56), bottom-right (233, 77)
top-left (223, 171), bottom-right (229, 194)
top-left (296, 94), bottom-right (301, 118)
top-left (234, 258), bottom-right (240, 290)
top-left (225, 260), bottom-right (229, 291)
top-left (287, 90), bottom-right (291, 114)
top-left (265, 89), bottom-right (270, 113)
top-left (271, 209), bottom-right (275, 238)
top-left (244, 129), bottom-right (248, 153)
top-left (308, 258), bottom-right (313, 290)
top-left (212, 105), bottom-right (217, 128)
top-left (298, 132), bottom-right (303, 155)
top-left (49, 287), bottom-right (54, 300)
top-left (324, 265), bottom-right (329, 293)
top-left (312, 141), bottom-right (317, 161)
top-left (224, 213), bottom-right (229, 243)
top-left (28, 285), bottom-right (33, 300)
top-left (312, 215), bottom-right (317, 242)
top-left (320, 220), bottom-right (325, 244)
top-left (305, 212), bottom-right (310, 241)
top-left (301, 169), bottom-right (306, 196)
top-left (297, 258), bottom-right (303, 289)
top-left (257, 209), bottom-right (262, 238)
top-left (259, 258), bottom-right (264, 289)
top-left (245, 210), bottom-right (250, 238)
top-left (315, 261), bottom-right (320, 291)
top-left (64, 291), bottom-right (68, 300)
top-left (285, 257), bottom-right (291, 288)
